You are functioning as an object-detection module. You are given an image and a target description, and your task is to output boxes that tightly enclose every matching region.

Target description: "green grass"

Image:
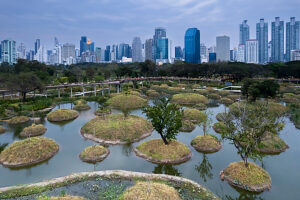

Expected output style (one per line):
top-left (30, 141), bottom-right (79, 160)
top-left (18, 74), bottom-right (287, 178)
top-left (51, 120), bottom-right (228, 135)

top-left (212, 122), bottom-right (226, 134)
top-left (73, 104), bottom-right (91, 111)
top-left (257, 133), bottom-right (288, 152)
top-left (107, 94), bottom-right (148, 111)
top-left (20, 124), bottom-right (47, 137)
top-left (183, 109), bottom-right (207, 124)
top-left (119, 182), bottom-right (181, 200)
top-left (97, 182), bottom-right (126, 200)
top-left (81, 114), bottom-right (152, 142)
top-left (7, 116), bottom-right (30, 124)
top-left (191, 135), bottom-right (221, 152)
top-left (171, 93), bottom-right (209, 105)
top-left (0, 137), bottom-right (59, 167)
top-left (136, 139), bottom-right (191, 162)
top-left (80, 145), bottom-right (109, 162)
top-left (179, 120), bottom-right (195, 132)
top-left (47, 109), bottom-right (79, 122)
top-left (223, 161), bottom-right (271, 188)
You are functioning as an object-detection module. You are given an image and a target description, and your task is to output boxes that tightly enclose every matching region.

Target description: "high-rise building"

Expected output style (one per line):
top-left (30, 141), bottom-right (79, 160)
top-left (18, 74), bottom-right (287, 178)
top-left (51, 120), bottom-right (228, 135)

top-left (153, 27), bottom-right (166, 60)
top-left (110, 45), bottom-right (118, 62)
top-left (54, 37), bottom-right (59, 46)
top-left (105, 46), bottom-right (110, 62)
top-left (291, 49), bottom-right (300, 61)
top-left (34, 46), bottom-right (47, 63)
top-left (246, 39), bottom-right (259, 64)
top-left (240, 20), bottom-right (250, 45)
top-left (62, 43), bottom-right (75, 61)
top-left (200, 43), bottom-right (207, 60)
top-left (80, 36), bottom-right (94, 56)
top-left (271, 17), bottom-right (284, 62)
top-left (256, 18), bottom-right (268, 64)
top-left (34, 39), bottom-right (40, 55)
top-left (95, 47), bottom-right (102, 63)
top-left (156, 37), bottom-right (168, 62)
top-left (26, 50), bottom-right (35, 61)
top-left (209, 53), bottom-right (216, 63)
top-left (17, 43), bottom-right (26, 59)
top-left (145, 39), bottom-right (153, 61)
top-left (118, 43), bottom-right (131, 59)
top-left (230, 48), bottom-right (237, 62)
top-left (237, 44), bottom-right (245, 62)
top-left (216, 36), bottom-right (230, 62)
top-left (132, 37), bottom-right (142, 62)
top-left (175, 46), bottom-right (183, 60)
top-left (286, 17), bottom-right (300, 62)
top-left (184, 28), bottom-right (201, 64)
top-left (1, 39), bottom-right (16, 64)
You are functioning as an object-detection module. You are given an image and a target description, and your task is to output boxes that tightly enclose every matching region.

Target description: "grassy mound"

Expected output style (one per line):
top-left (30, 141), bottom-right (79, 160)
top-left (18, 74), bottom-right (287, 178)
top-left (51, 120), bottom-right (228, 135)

top-left (7, 116), bottom-right (30, 125)
top-left (37, 195), bottom-right (87, 200)
top-left (94, 107), bottom-right (111, 116)
top-left (213, 122), bottom-right (226, 134)
top-left (81, 114), bottom-right (153, 144)
top-left (191, 135), bottom-right (221, 153)
top-left (80, 145), bottom-right (109, 163)
top-left (146, 89), bottom-right (160, 98)
top-left (257, 133), bottom-right (288, 154)
top-left (193, 103), bottom-right (207, 110)
top-left (227, 95), bottom-right (240, 101)
top-left (73, 104), bottom-right (91, 111)
top-left (0, 137), bottom-right (59, 168)
top-left (47, 109), bottom-right (79, 122)
top-left (267, 101), bottom-right (287, 118)
top-left (0, 126), bottom-right (6, 134)
top-left (172, 93), bottom-right (208, 105)
top-left (20, 124), bottom-right (47, 137)
top-left (74, 99), bottom-right (87, 105)
top-left (135, 139), bottom-right (191, 164)
top-left (218, 90), bottom-right (230, 97)
top-left (216, 113), bottom-right (232, 122)
top-left (222, 161), bottom-right (271, 192)
top-left (183, 109), bottom-right (207, 123)
top-left (120, 182), bottom-right (181, 200)
top-left (179, 120), bottom-right (196, 132)
top-left (219, 97), bottom-right (234, 106)
top-left (108, 94), bottom-right (148, 111)
top-left (208, 93), bottom-right (221, 100)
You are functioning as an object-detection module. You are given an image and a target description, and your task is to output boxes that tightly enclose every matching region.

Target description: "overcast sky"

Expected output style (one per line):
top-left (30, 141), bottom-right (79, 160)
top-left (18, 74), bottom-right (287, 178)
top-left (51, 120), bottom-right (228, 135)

top-left (0, 0), bottom-right (299, 51)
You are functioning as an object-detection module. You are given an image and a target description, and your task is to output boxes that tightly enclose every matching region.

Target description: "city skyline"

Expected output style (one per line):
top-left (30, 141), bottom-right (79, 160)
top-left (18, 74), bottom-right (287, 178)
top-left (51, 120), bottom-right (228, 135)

top-left (0, 0), bottom-right (299, 49)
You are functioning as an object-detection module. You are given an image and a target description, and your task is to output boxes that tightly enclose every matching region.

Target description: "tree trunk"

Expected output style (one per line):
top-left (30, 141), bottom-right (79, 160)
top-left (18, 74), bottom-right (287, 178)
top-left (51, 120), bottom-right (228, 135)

top-left (244, 157), bottom-right (248, 168)
top-left (160, 133), bottom-right (169, 145)
top-left (22, 92), bottom-right (26, 102)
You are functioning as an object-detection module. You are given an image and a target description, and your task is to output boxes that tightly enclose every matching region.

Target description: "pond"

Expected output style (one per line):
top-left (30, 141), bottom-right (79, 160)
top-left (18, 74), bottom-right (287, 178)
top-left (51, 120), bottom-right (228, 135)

top-left (0, 101), bottom-right (300, 200)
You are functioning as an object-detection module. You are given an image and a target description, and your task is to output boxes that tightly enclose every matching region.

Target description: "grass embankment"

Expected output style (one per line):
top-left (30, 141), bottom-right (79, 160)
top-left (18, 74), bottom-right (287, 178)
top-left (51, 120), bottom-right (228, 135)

top-left (81, 114), bottom-right (152, 144)
top-left (0, 137), bottom-right (59, 167)
top-left (135, 139), bottom-right (191, 164)
top-left (258, 133), bottom-right (288, 154)
top-left (0, 126), bottom-right (6, 134)
top-left (7, 116), bottom-right (30, 124)
top-left (37, 195), bottom-right (87, 200)
top-left (73, 99), bottom-right (91, 111)
top-left (47, 109), bottom-right (79, 122)
top-left (193, 103), bottom-right (207, 110)
top-left (171, 93), bottom-right (208, 105)
top-left (20, 124), bottom-right (47, 137)
top-left (183, 109), bottom-right (207, 123)
top-left (80, 145), bottom-right (109, 163)
top-left (108, 94), bottom-right (148, 111)
top-left (191, 135), bottom-right (221, 153)
top-left (94, 107), bottom-right (111, 116)
top-left (222, 161), bottom-right (271, 192)
top-left (213, 122), bottom-right (226, 134)
top-left (179, 120), bottom-right (195, 132)
top-left (120, 182), bottom-right (181, 200)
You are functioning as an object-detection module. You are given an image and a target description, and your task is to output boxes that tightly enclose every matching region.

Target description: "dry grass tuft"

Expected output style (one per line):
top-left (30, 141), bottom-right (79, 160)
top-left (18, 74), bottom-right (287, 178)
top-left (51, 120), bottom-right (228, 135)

top-left (80, 145), bottom-right (109, 163)
top-left (20, 124), bottom-right (47, 137)
top-left (172, 93), bottom-right (208, 105)
top-left (47, 109), bottom-right (79, 122)
top-left (0, 126), bottom-right (6, 134)
top-left (183, 109), bottom-right (207, 123)
top-left (191, 135), bottom-right (221, 153)
top-left (8, 116), bottom-right (30, 125)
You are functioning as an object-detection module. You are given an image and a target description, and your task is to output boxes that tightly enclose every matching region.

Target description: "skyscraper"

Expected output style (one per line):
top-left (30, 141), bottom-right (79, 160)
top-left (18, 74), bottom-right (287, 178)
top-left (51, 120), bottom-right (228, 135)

top-left (1, 39), bottom-right (16, 64)
top-left (184, 28), bottom-right (201, 64)
top-left (145, 39), bottom-right (153, 61)
top-left (118, 43), bottom-right (131, 59)
top-left (34, 39), bottom-right (40, 55)
top-left (246, 39), bottom-right (259, 64)
top-left (256, 18), bottom-right (268, 64)
top-left (175, 46), bottom-right (183, 60)
top-left (271, 17), bottom-right (284, 62)
top-left (54, 37), bottom-right (59, 46)
top-left (156, 37), bottom-right (168, 61)
top-left (17, 43), bottom-right (26, 59)
top-left (153, 28), bottom-right (166, 60)
top-left (216, 36), bottom-right (230, 62)
top-left (80, 36), bottom-right (94, 56)
top-left (105, 46), bottom-right (110, 62)
top-left (291, 50), bottom-right (300, 61)
top-left (200, 43), bottom-right (207, 60)
top-left (240, 20), bottom-right (250, 45)
top-left (209, 53), bottom-right (216, 63)
top-left (237, 44), bottom-right (245, 62)
top-left (95, 47), bottom-right (102, 63)
top-left (286, 17), bottom-right (300, 62)
top-left (132, 37), bottom-right (142, 62)
top-left (62, 43), bottom-right (75, 61)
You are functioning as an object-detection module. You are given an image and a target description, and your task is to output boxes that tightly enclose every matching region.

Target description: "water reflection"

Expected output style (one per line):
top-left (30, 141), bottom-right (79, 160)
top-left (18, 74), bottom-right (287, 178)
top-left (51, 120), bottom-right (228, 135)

top-left (0, 143), bottom-right (8, 152)
top-left (153, 164), bottom-right (181, 176)
top-left (122, 143), bottom-right (133, 157)
top-left (195, 153), bottom-right (213, 182)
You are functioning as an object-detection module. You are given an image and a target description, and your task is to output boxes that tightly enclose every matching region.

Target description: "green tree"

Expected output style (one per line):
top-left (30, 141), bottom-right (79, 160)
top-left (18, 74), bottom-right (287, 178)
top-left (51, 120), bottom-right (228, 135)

top-left (6, 72), bottom-right (43, 101)
top-left (259, 80), bottom-right (280, 100)
top-left (220, 102), bottom-right (284, 167)
top-left (143, 98), bottom-right (183, 145)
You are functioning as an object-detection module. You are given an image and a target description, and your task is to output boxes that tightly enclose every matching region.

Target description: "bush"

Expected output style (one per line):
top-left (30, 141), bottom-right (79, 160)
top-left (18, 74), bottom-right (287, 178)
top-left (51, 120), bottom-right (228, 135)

top-left (171, 93), bottom-right (208, 105)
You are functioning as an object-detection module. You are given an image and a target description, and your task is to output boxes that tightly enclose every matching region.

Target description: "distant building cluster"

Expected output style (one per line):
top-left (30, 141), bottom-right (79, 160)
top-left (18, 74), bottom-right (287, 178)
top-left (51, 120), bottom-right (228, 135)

top-left (0, 17), bottom-right (299, 65)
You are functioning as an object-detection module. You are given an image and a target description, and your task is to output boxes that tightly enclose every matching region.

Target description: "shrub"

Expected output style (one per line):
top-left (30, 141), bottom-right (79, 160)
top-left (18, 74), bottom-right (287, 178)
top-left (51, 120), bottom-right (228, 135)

top-left (171, 93), bottom-right (208, 105)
